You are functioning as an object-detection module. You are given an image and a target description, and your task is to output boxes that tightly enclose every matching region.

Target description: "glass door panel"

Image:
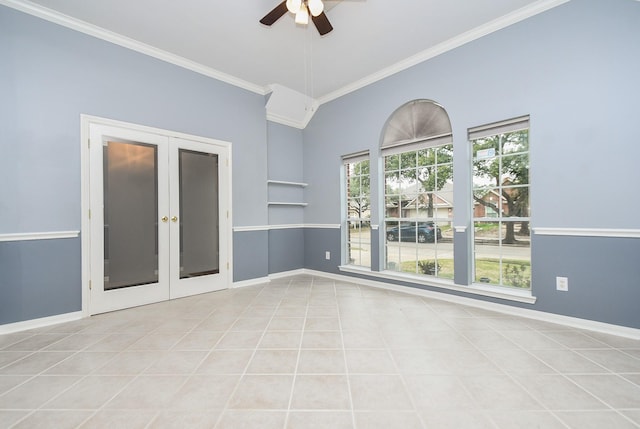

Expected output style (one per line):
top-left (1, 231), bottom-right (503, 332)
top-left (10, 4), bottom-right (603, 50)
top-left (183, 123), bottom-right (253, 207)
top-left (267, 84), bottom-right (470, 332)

top-left (179, 149), bottom-right (219, 278)
top-left (170, 137), bottom-right (228, 299)
top-left (103, 141), bottom-right (159, 290)
top-left (89, 123), bottom-right (170, 315)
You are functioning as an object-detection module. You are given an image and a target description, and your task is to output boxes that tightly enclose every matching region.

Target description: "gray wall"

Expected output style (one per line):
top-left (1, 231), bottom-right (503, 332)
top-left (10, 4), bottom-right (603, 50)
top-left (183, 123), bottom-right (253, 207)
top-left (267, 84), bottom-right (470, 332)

top-left (532, 235), bottom-right (640, 328)
top-left (267, 122), bottom-right (305, 226)
top-left (0, 238), bottom-right (81, 324)
top-left (269, 229), bottom-right (305, 275)
top-left (0, 5), bottom-right (269, 323)
top-left (302, 0), bottom-right (640, 328)
top-left (266, 122), bottom-right (306, 275)
top-left (233, 230), bottom-right (269, 282)
top-left (304, 228), bottom-right (342, 274)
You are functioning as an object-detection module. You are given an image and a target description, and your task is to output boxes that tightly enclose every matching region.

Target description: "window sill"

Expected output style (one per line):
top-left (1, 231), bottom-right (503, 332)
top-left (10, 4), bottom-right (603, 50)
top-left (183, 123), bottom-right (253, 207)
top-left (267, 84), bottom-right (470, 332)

top-left (338, 265), bottom-right (537, 304)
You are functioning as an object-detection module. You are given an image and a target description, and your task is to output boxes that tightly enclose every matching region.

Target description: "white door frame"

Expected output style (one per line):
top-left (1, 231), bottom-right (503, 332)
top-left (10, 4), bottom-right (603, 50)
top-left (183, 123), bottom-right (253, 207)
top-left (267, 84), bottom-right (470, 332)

top-left (80, 115), bottom-right (233, 316)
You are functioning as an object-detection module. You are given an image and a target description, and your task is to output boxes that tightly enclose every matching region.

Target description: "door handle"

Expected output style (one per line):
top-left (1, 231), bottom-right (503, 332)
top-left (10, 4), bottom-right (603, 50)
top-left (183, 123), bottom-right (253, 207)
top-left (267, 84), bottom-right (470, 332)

top-left (161, 216), bottom-right (169, 223)
top-left (171, 216), bottom-right (178, 223)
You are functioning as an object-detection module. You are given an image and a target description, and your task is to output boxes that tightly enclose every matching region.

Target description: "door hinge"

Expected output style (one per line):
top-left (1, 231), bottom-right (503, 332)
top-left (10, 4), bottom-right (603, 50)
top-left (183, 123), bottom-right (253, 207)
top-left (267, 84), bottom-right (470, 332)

top-left (227, 262), bottom-right (229, 270)
top-left (88, 209), bottom-right (91, 219)
top-left (89, 280), bottom-right (92, 290)
top-left (226, 158), bottom-right (229, 167)
top-left (88, 139), bottom-right (91, 148)
top-left (226, 210), bottom-right (229, 219)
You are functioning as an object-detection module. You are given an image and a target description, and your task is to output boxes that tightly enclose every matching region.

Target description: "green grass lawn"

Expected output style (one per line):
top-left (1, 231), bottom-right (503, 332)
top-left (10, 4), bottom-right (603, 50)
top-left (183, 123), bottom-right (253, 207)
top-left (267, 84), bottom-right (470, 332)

top-left (398, 258), bottom-right (531, 288)
top-left (475, 258), bottom-right (531, 288)
top-left (399, 259), bottom-right (454, 280)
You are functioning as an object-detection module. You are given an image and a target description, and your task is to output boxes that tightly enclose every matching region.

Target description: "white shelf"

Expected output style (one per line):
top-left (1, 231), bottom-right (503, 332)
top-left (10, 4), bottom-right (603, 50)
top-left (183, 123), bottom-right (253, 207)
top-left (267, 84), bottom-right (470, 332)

top-left (267, 179), bottom-right (307, 207)
top-left (268, 202), bottom-right (308, 207)
top-left (267, 180), bottom-right (308, 188)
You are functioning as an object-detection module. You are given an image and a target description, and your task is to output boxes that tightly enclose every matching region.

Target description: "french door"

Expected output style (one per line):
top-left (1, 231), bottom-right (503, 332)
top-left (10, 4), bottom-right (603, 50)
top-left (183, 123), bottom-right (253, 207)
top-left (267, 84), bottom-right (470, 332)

top-left (87, 121), bottom-right (230, 315)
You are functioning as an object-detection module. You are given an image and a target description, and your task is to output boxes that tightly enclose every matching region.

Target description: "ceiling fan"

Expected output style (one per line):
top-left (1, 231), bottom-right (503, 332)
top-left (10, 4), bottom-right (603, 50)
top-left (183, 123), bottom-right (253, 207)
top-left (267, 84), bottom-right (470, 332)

top-left (260, 0), bottom-right (334, 36)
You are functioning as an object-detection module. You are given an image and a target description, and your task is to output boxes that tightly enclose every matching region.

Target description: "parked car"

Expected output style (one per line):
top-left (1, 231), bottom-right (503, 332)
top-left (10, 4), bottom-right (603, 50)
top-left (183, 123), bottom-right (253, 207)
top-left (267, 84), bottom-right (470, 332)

top-left (386, 222), bottom-right (442, 243)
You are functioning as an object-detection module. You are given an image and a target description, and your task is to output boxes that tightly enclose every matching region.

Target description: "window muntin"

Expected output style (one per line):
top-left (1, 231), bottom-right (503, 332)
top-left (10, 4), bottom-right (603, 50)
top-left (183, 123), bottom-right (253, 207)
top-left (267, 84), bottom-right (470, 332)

top-left (471, 127), bottom-right (530, 289)
top-left (384, 145), bottom-right (454, 279)
top-left (345, 158), bottom-right (371, 268)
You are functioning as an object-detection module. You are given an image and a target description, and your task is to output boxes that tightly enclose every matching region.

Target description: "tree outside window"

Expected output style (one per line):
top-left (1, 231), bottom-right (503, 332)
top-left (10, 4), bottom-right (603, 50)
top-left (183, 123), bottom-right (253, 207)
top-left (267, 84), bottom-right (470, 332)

top-left (471, 125), bottom-right (531, 289)
top-left (345, 158), bottom-right (371, 268)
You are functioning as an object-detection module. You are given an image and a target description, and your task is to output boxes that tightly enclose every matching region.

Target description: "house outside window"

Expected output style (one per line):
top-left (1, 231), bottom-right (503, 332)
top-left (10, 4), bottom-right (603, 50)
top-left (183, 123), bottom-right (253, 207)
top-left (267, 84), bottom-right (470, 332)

top-left (470, 116), bottom-right (531, 289)
top-left (343, 152), bottom-right (371, 268)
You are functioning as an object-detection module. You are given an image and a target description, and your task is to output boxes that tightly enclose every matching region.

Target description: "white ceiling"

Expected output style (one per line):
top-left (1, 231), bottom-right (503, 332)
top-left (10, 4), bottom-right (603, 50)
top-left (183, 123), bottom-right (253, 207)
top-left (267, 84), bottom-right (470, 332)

top-left (6, 0), bottom-right (565, 103)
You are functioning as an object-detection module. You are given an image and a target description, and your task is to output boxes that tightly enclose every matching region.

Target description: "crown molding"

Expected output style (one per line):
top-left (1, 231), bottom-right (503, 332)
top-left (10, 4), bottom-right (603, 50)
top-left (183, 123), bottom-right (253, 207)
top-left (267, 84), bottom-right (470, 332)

top-left (0, 0), bottom-right (267, 96)
top-left (2, 0), bottom-right (569, 109)
top-left (318, 0), bottom-right (570, 105)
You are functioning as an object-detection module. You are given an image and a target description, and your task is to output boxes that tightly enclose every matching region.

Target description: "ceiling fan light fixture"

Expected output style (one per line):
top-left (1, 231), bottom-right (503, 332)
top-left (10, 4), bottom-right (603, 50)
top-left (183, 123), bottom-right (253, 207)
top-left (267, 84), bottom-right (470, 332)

top-left (307, 0), bottom-right (324, 17)
top-left (260, 0), bottom-right (334, 35)
top-left (286, 0), bottom-right (302, 14)
top-left (295, 3), bottom-right (309, 24)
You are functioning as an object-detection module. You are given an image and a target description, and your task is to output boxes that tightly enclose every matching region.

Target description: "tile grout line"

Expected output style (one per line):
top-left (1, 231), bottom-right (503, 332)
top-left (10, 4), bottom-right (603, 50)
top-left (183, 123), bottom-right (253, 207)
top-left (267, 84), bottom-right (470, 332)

top-left (78, 301), bottom-right (225, 429)
top-left (72, 293), bottom-right (233, 427)
top-left (209, 281), bottom-right (293, 429)
top-left (452, 303), bottom-right (609, 427)
top-left (143, 295), bottom-right (229, 428)
top-left (335, 279), bottom-right (358, 429)
top-left (283, 277), bottom-right (312, 429)
top-left (384, 295), bottom-right (436, 429)
top-left (447, 310), bottom-right (622, 427)
top-left (442, 304), bottom-right (567, 428)
top-left (1, 322), bottom-right (135, 428)
top-left (3, 328), bottom-right (107, 429)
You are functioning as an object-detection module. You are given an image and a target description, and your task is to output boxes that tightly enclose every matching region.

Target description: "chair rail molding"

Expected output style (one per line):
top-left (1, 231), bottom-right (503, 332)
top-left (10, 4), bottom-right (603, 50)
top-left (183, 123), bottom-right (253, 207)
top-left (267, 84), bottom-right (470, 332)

top-left (0, 231), bottom-right (80, 242)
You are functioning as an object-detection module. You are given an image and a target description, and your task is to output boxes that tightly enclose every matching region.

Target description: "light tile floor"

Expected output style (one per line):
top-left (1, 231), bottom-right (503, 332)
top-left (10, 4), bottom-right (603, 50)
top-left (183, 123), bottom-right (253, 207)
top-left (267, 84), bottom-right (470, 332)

top-left (1, 274), bottom-right (640, 428)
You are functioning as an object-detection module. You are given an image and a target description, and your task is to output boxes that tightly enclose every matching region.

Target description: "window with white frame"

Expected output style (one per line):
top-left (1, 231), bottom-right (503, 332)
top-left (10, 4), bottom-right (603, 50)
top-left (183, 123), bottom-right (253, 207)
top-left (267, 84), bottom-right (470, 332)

top-left (343, 151), bottom-right (371, 268)
top-left (470, 116), bottom-right (531, 289)
top-left (381, 100), bottom-right (454, 279)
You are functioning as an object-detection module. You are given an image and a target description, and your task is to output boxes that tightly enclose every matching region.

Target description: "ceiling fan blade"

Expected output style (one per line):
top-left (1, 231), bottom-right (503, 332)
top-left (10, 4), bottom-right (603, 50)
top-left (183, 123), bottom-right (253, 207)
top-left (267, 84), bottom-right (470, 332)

top-left (260, 1), bottom-right (288, 26)
top-left (311, 11), bottom-right (333, 35)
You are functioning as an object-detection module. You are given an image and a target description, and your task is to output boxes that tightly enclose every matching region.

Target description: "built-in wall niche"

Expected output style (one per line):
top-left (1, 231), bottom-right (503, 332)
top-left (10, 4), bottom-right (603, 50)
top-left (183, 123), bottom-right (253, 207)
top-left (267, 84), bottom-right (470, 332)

top-left (267, 180), bottom-right (308, 206)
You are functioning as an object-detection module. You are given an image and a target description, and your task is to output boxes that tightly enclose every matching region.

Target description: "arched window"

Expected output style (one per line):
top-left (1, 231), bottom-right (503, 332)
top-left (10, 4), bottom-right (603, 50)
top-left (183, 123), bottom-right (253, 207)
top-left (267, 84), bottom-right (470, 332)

top-left (381, 99), bottom-right (452, 154)
top-left (381, 100), bottom-right (454, 278)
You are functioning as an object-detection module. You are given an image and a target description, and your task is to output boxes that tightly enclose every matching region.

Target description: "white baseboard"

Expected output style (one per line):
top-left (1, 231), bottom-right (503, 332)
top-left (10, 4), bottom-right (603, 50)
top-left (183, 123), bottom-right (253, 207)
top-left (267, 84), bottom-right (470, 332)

top-left (300, 269), bottom-right (640, 340)
top-left (269, 269), bottom-right (308, 280)
top-left (232, 276), bottom-right (271, 289)
top-left (0, 311), bottom-right (84, 335)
